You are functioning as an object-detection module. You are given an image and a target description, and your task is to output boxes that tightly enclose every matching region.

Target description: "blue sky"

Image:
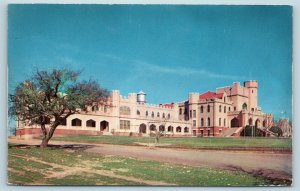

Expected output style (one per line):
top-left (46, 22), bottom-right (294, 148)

top-left (8, 5), bottom-right (292, 120)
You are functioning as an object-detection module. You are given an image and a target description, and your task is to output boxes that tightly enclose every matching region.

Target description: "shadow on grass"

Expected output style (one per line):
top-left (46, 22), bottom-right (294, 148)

top-left (8, 144), bottom-right (95, 151)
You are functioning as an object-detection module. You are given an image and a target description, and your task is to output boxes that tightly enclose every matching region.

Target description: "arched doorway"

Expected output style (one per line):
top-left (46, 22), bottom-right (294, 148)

top-left (255, 119), bottom-right (261, 128)
top-left (71, 118), bottom-right (82, 127)
top-left (159, 125), bottom-right (165, 132)
top-left (249, 118), bottom-right (253, 126)
top-left (231, 118), bottom-right (239, 128)
top-left (167, 126), bottom-right (173, 132)
top-left (86, 119), bottom-right (96, 127)
top-left (150, 124), bottom-right (156, 131)
top-left (139, 123), bottom-right (146, 134)
top-left (263, 120), bottom-right (267, 128)
top-left (100, 120), bottom-right (109, 132)
top-left (176, 126), bottom-right (182, 132)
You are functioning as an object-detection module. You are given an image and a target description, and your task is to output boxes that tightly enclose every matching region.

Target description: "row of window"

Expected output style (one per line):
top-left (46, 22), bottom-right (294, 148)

top-left (200, 105), bottom-right (231, 113)
top-left (187, 105), bottom-right (230, 119)
top-left (70, 118), bottom-right (109, 130)
top-left (199, 118), bottom-right (227, 127)
top-left (120, 106), bottom-right (131, 115)
top-left (138, 110), bottom-right (171, 119)
top-left (149, 125), bottom-right (189, 133)
top-left (92, 105), bottom-right (108, 112)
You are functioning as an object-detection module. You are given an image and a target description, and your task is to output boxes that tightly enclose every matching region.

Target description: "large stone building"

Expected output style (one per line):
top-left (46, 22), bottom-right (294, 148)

top-left (16, 80), bottom-right (273, 138)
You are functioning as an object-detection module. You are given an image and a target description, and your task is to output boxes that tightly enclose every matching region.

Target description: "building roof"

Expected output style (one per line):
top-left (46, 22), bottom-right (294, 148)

top-left (199, 91), bottom-right (224, 100)
top-left (159, 103), bottom-right (174, 108)
top-left (164, 103), bottom-right (174, 108)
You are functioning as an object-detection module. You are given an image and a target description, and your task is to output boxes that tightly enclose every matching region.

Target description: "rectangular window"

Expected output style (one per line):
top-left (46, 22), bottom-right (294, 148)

top-left (193, 120), bottom-right (196, 127)
top-left (190, 110), bottom-right (192, 118)
top-left (193, 110), bottom-right (196, 118)
top-left (120, 120), bottom-right (130, 130)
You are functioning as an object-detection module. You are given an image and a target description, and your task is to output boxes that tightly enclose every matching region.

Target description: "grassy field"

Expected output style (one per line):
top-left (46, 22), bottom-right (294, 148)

top-left (7, 144), bottom-right (271, 186)
top-left (51, 135), bottom-right (292, 150)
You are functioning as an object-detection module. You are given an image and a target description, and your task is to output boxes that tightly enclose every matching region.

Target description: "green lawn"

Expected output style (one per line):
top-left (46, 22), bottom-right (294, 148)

top-left (51, 135), bottom-right (292, 150)
top-left (8, 144), bottom-right (271, 186)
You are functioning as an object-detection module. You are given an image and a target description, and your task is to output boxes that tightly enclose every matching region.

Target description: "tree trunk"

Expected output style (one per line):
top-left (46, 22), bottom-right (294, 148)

top-left (39, 122), bottom-right (59, 148)
top-left (40, 137), bottom-right (49, 148)
top-left (40, 123), bottom-right (48, 148)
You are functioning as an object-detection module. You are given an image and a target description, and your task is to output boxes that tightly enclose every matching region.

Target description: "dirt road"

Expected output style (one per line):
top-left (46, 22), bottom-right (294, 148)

top-left (85, 143), bottom-right (292, 180)
top-left (8, 138), bottom-right (292, 182)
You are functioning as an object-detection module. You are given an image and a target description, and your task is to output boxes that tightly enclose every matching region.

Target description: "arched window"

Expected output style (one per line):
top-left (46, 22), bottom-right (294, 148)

top-left (224, 119), bottom-right (226, 127)
top-left (179, 108), bottom-right (182, 115)
top-left (168, 113), bottom-right (171, 119)
top-left (242, 103), bottom-right (247, 110)
top-left (157, 112), bottom-right (160, 117)
top-left (219, 105), bottom-right (222, 112)
top-left (146, 111), bottom-right (148, 117)
top-left (224, 106), bottom-right (226, 113)
top-left (219, 118), bottom-right (221, 126)
top-left (228, 107), bottom-right (231, 112)
top-left (104, 106), bottom-right (108, 113)
top-left (162, 113), bottom-right (165, 118)
top-left (151, 112), bottom-right (154, 118)
top-left (200, 106), bottom-right (204, 113)
top-left (137, 110), bottom-right (140, 115)
top-left (224, 97), bottom-right (226, 102)
top-left (71, 118), bottom-right (82, 127)
top-left (201, 118), bottom-right (204, 127)
top-left (207, 117), bottom-right (211, 127)
top-left (176, 126), bottom-right (182, 132)
top-left (207, 105), bottom-right (210, 112)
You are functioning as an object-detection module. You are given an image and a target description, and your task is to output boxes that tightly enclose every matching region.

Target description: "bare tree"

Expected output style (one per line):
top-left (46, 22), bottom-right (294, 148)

top-left (9, 69), bottom-right (109, 148)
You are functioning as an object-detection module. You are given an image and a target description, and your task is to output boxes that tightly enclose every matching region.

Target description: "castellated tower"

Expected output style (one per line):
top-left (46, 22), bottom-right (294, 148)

top-left (189, 92), bottom-right (199, 104)
top-left (244, 80), bottom-right (258, 111)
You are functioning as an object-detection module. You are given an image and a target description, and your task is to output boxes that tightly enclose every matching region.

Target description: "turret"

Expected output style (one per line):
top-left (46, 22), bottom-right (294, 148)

top-left (244, 80), bottom-right (258, 111)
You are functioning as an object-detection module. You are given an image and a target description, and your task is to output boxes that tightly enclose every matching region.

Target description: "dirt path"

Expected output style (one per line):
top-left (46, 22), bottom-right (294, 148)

top-left (9, 153), bottom-right (174, 186)
top-left (8, 138), bottom-right (292, 182)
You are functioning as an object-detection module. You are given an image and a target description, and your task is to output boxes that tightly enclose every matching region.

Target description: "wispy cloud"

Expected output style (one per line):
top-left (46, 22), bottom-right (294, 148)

top-left (134, 61), bottom-right (243, 80)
